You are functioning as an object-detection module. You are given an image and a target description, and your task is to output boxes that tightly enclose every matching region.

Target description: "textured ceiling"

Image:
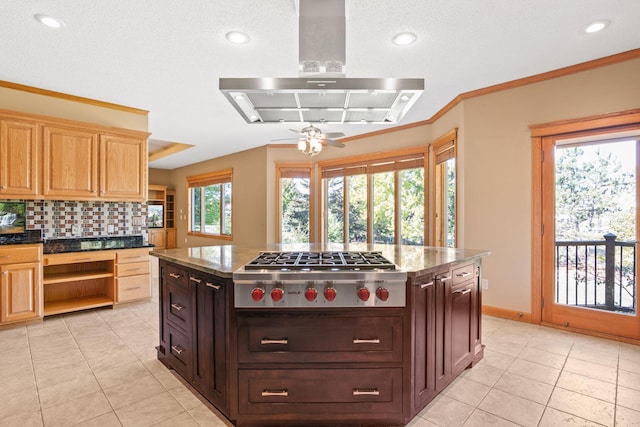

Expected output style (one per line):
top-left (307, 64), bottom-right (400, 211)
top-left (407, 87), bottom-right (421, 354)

top-left (1, 0), bottom-right (639, 169)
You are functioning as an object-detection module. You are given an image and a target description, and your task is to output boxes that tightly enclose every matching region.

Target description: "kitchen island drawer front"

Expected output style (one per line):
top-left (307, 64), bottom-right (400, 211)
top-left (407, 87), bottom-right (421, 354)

top-left (116, 261), bottom-right (150, 277)
top-left (238, 368), bottom-right (402, 415)
top-left (164, 263), bottom-right (188, 289)
top-left (117, 275), bottom-right (150, 302)
top-left (238, 315), bottom-right (402, 363)
top-left (166, 325), bottom-right (192, 381)
top-left (452, 263), bottom-right (474, 286)
top-left (0, 246), bottom-right (41, 264)
top-left (166, 282), bottom-right (192, 331)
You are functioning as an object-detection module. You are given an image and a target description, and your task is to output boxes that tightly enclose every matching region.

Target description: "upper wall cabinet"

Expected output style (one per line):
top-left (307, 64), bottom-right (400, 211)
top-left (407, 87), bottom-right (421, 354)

top-left (0, 118), bottom-right (39, 197)
top-left (100, 134), bottom-right (147, 201)
top-left (0, 109), bottom-right (149, 202)
top-left (42, 125), bottom-right (100, 199)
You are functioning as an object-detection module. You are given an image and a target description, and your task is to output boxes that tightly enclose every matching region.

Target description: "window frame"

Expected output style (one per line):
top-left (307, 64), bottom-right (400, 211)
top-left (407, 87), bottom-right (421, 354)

top-left (431, 129), bottom-right (458, 247)
top-left (319, 146), bottom-right (428, 245)
top-left (275, 163), bottom-right (315, 243)
top-left (186, 168), bottom-right (233, 240)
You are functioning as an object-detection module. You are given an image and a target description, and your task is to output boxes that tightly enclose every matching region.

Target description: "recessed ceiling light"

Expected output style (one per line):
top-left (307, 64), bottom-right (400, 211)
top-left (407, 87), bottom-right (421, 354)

top-left (392, 32), bottom-right (417, 46)
top-left (34, 14), bottom-right (66, 29)
top-left (583, 20), bottom-right (610, 34)
top-left (225, 31), bottom-right (250, 44)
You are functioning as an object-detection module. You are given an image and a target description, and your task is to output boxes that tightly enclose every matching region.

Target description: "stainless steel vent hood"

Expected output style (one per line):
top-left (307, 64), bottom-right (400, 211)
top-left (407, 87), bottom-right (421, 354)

top-left (219, 0), bottom-right (424, 124)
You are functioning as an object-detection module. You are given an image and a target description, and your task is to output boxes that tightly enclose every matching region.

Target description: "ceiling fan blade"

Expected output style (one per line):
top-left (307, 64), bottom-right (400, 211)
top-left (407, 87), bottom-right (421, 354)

top-left (289, 129), bottom-right (303, 134)
top-left (322, 132), bottom-right (345, 138)
top-left (323, 139), bottom-right (345, 148)
top-left (272, 137), bottom-right (303, 142)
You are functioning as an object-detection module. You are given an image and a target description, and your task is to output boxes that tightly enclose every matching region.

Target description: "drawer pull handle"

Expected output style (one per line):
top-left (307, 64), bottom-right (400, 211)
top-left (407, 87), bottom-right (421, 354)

top-left (353, 389), bottom-right (380, 396)
top-left (457, 271), bottom-right (472, 278)
top-left (455, 289), bottom-right (472, 295)
top-left (125, 286), bottom-right (141, 291)
top-left (261, 389), bottom-right (288, 397)
top-left (169, 273), bottom-right (181, 279)
top-left (0, 255), bottom-right (9, 259)
top-left (171, 345), bottom-right (184, 355)
top-left (74, 257), bottom-right (92, 261)
top-left (439, 275), bottom-right (452, 282)
top-left (171, 303), bottom-right (184, 311)
top-left (261, 338), bottom-right (288, 345)
top-left (189, 276), bottom-right (201, 283)
top-left (420, 281), bottom-right (434, 289)
top-left (353, 338), bottom-right (380, 344)
top-left (206, 282), bottom-right (221, 290)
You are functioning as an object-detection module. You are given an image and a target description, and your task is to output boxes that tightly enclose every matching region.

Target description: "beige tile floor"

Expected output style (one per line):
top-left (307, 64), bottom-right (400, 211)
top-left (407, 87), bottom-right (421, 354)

top-left (1, 290), bottom-right (640, 426)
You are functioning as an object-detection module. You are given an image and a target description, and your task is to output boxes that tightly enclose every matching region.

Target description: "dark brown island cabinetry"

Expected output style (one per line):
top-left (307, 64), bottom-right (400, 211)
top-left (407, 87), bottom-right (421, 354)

top-left (156, 255), bottom-right (484, 426)
top-left (157, 261), bottom-right (233, 414)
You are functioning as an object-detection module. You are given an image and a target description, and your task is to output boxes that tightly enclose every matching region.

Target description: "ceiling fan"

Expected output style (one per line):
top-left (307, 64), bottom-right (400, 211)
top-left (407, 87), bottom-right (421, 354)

top-left (273, 124), bottom-right (345, 156)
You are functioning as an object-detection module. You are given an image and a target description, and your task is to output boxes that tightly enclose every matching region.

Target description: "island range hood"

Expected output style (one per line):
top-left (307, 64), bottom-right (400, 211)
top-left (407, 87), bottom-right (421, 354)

top-left (219, 0), bottom-right (424, 124)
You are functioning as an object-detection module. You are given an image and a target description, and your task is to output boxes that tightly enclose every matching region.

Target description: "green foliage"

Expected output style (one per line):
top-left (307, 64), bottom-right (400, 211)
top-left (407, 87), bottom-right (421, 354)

top-left (555, 144), bottom-right (635, 241)
top-left (281, 178), bottom-right (310, 243)
top-left (348, 175), bottom-right (368, 242)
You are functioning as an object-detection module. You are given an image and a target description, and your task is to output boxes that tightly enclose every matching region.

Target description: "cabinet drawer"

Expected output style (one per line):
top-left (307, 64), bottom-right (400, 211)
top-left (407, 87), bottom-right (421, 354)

top-left (166, 325), bottom-right (192, 381)
top-left (238, 315), bottom-right (402, 363)
top-left (116, 249), bottom-right (149, 264)
top-left (164, 263), bottom-right (188, 289)
top-left (238, 368), bottom-right (403, 415)
top-left (116, 261), bottom-right (150, 277)
top-left (166, 282), bottom-right (192, 331)
top-left (0, 245), bottom-right (41, 264)
top-left (117, 275), bottom-right (150, 302)
top-left (452, 263), bottom-right (474, 285)
top-left (44, 250), bottom-right (114, 266)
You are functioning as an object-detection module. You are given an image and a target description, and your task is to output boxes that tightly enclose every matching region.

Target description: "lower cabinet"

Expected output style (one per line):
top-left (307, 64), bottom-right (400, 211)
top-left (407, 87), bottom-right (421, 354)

top-left (157, 260), bottom-right (230, 414)
top-left (0, 244), bottom-right (43, 324)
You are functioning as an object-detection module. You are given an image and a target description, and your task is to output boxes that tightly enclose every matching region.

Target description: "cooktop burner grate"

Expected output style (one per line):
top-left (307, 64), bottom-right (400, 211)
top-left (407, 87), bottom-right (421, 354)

top-left (244, 251), bottom-right (396, 271)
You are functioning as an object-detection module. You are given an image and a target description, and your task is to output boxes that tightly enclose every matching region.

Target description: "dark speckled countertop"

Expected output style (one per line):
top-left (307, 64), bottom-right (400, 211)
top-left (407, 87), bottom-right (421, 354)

top-left (150, 243), bottom-right (490, 278)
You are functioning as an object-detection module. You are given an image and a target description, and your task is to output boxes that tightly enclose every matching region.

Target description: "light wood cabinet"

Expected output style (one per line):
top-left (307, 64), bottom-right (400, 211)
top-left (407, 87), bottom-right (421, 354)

top-left (148, 185), bottom-right (177, 249)
top-left (42, 125), bottom-right (99, 199)
top-left (0, 108), bottom-right (149, 202)
top-left (100, 134), bottom-right (147, 201)
top-left (0, 244), bottom-right (43, 324)
top-left (0, 118), bottom-right (39, 197)
top-left (42, 251), bottom-right (115, 316)
top-left (115, 248), bottom-right (151, 303)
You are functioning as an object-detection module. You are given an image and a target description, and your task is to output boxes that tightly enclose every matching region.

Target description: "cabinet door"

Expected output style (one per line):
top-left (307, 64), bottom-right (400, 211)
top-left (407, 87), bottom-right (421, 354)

top-left (451, 281), bottom-right (474, 376)
top-left (166, 229), bottom-right (177, 249)
top-left (435, 272), bottom-right (452, 391)
top-left (0, 119), bottom-right (39, 197)
top-left (149, 229), bottom-right (166, 250)
top-left (100, 134), bottom-right (147, 201)
top-left (193, 270), bottom-right (228, 410)
top-left (0, 262), bottom-right (42, 323)
top-left (412, 273), bottom-right (437, 410)
top-left (42, 126), bottom-right (99, 199)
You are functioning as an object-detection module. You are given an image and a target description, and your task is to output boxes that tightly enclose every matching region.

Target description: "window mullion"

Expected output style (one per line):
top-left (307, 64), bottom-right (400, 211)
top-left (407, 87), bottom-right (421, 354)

top-left (367, 174), bottom-right (373, 243)
top-left (344, 177), bottom-right (349, 243)
top-left (394, 170), bottom-right (401, 245)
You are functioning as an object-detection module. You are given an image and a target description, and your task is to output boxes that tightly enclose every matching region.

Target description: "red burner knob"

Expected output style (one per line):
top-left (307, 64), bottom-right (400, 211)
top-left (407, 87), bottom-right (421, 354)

top-left (271, 287), bottom-right (284, 302)
top-left (324, 287), bottom-right (337, 302)
top-left (251, 287), bottom-right (265, 302)
top-left (357, 287), bottom-right (371, 302)
top-left (376, 287), bottom-right (390, 302)
top-left (304, 287), bottom-right (318, 302)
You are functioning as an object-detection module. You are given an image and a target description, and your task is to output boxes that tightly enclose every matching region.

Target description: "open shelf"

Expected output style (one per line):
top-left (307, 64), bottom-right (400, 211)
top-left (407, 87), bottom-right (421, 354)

top-left (44, 296), bottom-right (114, 316)
top-left (43, 271), bottom-right (114, 285)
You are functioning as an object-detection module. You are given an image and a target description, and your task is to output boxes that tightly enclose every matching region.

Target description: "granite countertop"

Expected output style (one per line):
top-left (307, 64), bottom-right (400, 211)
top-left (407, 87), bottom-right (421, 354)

top-left (150, 243), bottom-right (490, 278)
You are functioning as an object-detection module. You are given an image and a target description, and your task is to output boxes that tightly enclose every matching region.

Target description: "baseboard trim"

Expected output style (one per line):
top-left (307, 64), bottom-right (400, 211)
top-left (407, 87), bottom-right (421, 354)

top-left (482, 306), bottom-right (535, 324)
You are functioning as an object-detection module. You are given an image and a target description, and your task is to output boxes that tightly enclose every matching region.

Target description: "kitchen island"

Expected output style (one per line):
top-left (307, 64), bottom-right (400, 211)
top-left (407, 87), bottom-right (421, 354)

top-left (151, 243), bottom-right (489, 427)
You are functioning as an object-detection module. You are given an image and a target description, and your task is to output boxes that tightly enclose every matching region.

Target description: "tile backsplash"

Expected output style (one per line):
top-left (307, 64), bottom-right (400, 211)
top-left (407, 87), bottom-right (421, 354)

top-left (26, 200), bottom-right (148, 240)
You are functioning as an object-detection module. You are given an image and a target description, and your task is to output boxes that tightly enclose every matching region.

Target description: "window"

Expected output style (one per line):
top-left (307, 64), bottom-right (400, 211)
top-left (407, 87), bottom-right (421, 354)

top-left (276, 164), bottom-right (313, 243)
top-left (187, 169), bottom-right (232, 239)
top-left (432, 130), bottom-right (457, 247)
top-left (321, 150), bottom-right (426, 245)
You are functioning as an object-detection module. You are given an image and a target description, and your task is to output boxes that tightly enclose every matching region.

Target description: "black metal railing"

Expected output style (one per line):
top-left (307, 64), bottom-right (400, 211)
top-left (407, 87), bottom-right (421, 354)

top-left (555, 233), bottom-right (637, 314)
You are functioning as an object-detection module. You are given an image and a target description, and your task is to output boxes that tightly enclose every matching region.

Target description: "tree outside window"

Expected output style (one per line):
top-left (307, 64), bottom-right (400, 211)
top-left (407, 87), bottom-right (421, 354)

top-left (187, 169), bottom-right (232, 239)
